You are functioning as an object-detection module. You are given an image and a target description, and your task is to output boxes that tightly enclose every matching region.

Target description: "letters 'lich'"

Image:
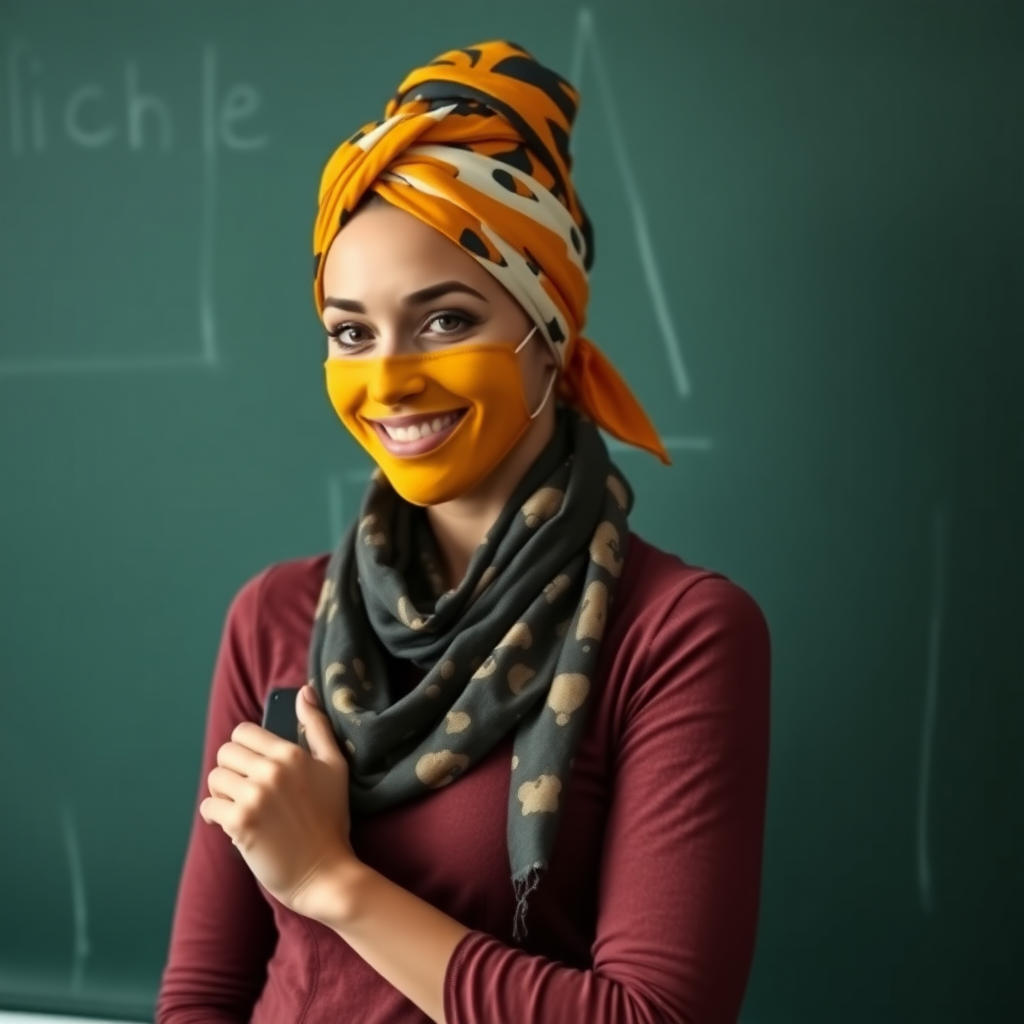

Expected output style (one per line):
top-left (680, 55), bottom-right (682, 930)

top-left (4, 41), bottom-right (268, 154)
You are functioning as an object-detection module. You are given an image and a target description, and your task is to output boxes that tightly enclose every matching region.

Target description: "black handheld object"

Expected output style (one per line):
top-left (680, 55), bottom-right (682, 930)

top-left (262, 686), bottom-right (302, 744)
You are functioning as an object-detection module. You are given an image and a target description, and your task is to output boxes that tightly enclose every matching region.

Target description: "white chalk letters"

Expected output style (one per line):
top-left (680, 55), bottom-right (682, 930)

top-left (4, 40), bottom-right (268, 155)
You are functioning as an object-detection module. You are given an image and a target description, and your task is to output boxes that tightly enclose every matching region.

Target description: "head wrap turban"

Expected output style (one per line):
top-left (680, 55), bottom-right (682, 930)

top-left (312, 40), bottom-right (670, 464)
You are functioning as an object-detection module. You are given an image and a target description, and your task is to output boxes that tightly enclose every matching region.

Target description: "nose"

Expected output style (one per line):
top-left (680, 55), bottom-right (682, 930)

top-left (367, 359), bottom-right (427, 407)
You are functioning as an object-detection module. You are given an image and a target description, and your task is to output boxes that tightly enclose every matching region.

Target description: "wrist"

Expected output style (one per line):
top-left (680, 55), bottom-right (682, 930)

top-left (316, 855), bottom-right (374, 932)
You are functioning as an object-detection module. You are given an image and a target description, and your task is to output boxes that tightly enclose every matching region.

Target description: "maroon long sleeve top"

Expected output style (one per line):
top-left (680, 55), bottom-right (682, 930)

top-left (156, 533), bottom-right (771, 1024)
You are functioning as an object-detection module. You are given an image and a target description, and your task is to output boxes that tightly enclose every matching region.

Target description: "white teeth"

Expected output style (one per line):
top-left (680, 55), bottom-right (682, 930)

top-left (383, 413), bottom-right (459, 442)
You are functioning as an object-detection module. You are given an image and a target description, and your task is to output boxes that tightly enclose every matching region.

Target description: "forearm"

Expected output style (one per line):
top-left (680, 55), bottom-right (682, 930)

top-left (314, 862), bottom-right (664, 1024)
top-left (318, 859), bottom-right (471, 1024)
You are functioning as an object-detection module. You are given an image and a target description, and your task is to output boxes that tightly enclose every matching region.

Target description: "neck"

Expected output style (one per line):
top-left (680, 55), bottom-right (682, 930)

top-left (426, 405), bottom-right (557, 589)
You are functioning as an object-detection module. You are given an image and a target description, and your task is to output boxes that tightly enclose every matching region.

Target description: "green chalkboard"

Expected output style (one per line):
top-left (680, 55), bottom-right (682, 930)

top-left (1, 1), bottom-right (1021, 1021)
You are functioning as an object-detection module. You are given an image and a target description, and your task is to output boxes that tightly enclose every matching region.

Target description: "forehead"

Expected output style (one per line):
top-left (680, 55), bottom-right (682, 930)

top-left (322, 200), bottom-right (497, 298)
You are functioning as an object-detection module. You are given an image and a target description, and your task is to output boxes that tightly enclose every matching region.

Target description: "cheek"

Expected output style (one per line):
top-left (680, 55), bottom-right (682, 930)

top-left (325, 359), bottom-right (371, 420)
top-left (523, 352), bottom-right (558, 406)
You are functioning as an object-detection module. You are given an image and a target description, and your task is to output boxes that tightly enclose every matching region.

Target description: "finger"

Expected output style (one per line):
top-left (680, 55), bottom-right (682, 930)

top-left (216, 740), bottom-right (266, 777)
top-left (200, 795), bottom-right (231, 828)
top-left (231, 720), bottom-right (294, 758)
top-left (200, 797), bottom-right (245, 849)
top-left (207, 765), bottom-right (252, 803)
top-left (295, 686), bottom-right (345, 766)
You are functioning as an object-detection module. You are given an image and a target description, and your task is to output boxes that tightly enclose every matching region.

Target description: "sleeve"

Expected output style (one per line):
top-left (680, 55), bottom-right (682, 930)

top-left (155, 573), bottom-right (279, 1024)
top-left (443, 575), bottom-right (772, 1024)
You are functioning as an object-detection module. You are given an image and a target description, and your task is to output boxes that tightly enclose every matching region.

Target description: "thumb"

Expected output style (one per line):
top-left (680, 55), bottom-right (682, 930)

top-left (295, 685), bottom-right (344, 765)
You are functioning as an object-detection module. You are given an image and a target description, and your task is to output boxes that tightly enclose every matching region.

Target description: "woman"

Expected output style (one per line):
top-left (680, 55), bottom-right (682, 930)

top-left (156, 41), bottom-right (771, 1024)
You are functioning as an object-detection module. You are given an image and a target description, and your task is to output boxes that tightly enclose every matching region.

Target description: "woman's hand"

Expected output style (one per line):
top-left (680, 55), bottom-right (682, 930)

top-left (200, 685), bottom-right (355, 924)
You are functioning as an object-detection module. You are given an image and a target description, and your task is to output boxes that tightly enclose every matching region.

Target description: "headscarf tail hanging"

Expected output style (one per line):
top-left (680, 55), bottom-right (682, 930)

top-left (561, 337), bottom-right (672, 464)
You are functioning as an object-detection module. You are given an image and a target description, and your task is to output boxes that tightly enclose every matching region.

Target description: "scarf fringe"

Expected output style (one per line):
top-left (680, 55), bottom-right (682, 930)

top-left (512, 866), bottom-right (543, 943)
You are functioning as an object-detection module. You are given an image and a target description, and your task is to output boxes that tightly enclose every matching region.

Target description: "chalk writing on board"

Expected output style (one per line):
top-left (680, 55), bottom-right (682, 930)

top-left (4, 39), bottom-right (268, 155)
top-left (571, 8), bottom-right (690, 399)
top-left (60, 804), bottom-right (91, 993)
top-left (607, 436), bottom-right (712, 454)
top-left (916, 506), bottom-right (947, 914)
top-left (0, 43), bottom-right (267, 375)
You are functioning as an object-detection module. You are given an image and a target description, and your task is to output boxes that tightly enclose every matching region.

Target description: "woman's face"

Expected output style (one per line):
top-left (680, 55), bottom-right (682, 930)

top-left (321, 198), bottom-right (556, 409)
top-left (319, 198), bottom-right (559, 509)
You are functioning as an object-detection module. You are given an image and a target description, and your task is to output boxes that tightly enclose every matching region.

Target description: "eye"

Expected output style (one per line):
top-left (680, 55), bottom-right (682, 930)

top-left (425, 311), bottom-right (477, 337)
top-left (327, 322), bottom-right (373, 351)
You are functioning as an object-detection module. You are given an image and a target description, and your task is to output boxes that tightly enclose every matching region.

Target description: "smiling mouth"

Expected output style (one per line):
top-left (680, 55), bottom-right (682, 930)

top-left (369, 410), bottom-right (467, 456)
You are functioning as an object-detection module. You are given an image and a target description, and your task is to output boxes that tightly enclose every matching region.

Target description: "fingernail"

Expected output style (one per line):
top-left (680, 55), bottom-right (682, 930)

top-left (303, 685), bottom-right (320, 707)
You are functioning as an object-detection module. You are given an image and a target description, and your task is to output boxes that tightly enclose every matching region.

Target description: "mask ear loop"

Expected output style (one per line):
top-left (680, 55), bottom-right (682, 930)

top-left (514, 324), bottom-right (539, 354)
top-left (529, 362), bottom-right (559, 420)
top-left (514, 324), bottom-right (558, 421)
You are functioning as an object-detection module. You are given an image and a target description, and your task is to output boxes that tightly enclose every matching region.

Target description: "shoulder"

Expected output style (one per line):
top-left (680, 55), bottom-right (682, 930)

top-left (607, 533), bottom-right (771, 712)
top-left (226, 553), bottom-right (330, 624)
top-left (200, 554), bottom-right (333, 739)
top-left (617, 532), bottom-right (769, 640)
top-left (220, 553), bottom-right (331, 678)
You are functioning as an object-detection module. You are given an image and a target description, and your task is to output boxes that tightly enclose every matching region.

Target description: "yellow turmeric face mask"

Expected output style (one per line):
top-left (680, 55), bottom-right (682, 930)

top-left (324, 327), bottom-right (555, 506)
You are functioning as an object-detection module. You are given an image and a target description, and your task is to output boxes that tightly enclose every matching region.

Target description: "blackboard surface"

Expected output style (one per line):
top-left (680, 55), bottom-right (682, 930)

top-left (1, 1), bottom-right (1021, 1020)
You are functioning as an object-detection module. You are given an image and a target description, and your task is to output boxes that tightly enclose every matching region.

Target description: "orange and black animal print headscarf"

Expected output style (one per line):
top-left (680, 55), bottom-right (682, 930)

top-left (312, 40), bottom-right (670, 464)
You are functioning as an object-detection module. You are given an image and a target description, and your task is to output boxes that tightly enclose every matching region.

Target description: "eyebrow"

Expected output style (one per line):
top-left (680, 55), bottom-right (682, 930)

top-left (323, 280), bottom-right (489, 313)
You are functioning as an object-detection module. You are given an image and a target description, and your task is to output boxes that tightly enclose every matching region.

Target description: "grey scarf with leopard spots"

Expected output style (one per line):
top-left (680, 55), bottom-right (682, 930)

top-left (308, 409), bottom-right (632, 939)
